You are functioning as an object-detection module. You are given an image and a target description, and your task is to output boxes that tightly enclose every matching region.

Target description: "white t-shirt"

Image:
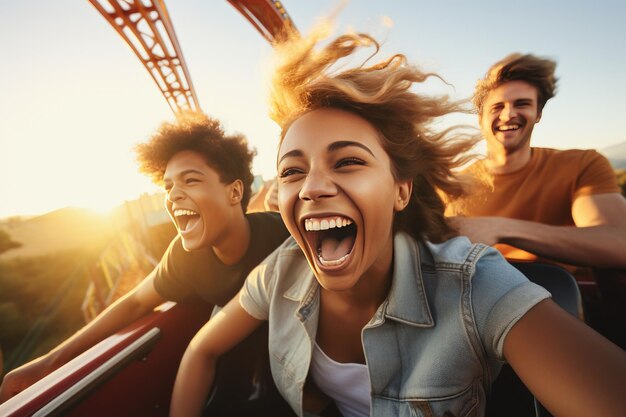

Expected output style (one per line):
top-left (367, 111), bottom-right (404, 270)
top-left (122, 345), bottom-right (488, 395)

top-left (310, 343), bottom-right (370, 417)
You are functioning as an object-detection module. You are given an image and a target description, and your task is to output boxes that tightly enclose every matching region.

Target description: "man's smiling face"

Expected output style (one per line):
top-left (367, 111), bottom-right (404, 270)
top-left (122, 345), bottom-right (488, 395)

top-left (163, 150), bottom-right (235, 251)
top-left (480, 80), bottom-right (542, 157)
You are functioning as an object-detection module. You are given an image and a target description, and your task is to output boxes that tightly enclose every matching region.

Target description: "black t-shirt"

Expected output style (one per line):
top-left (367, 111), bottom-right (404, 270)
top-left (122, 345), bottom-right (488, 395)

top-left (153, 211), bottom-right (289, 306)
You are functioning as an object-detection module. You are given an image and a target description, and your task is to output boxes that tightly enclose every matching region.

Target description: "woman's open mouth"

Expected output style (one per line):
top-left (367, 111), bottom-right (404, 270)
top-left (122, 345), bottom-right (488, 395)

top-left (304, 215), bottom-right (357, 269)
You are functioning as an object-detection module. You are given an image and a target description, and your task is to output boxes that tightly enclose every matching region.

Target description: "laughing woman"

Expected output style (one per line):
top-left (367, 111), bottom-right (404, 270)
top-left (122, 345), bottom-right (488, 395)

top-left (170, 30), bottom-right (626, 417)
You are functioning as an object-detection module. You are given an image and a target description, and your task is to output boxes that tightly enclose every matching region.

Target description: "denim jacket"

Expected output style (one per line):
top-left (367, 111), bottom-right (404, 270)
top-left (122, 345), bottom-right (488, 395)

top-left (240, 233), bottom-right (550, 417)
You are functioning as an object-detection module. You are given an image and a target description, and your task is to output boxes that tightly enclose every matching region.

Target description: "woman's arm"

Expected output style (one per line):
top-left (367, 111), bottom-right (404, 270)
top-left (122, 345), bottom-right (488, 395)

top-left (504, 299), bottom-right (626, 417)
top-left (169, 295), bottom-right (263, 417)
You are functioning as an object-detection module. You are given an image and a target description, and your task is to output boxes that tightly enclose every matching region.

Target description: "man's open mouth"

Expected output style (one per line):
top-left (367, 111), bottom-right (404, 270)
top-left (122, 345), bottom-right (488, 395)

top-left (174, 209), bottom-right (200, 232)
top-left (304, 215), bottom-right (357, 267)
top-left (496, 123), bottom-right (521, 132)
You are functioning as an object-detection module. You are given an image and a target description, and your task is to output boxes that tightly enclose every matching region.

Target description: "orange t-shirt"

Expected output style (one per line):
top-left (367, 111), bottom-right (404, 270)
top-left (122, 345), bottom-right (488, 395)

top-left (453, 147), bottom-right (619, 263)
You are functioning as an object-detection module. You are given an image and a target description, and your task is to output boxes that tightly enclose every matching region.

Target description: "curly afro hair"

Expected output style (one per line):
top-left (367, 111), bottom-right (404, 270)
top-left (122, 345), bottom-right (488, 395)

top-left (135, 111), bottom-right (257, 210)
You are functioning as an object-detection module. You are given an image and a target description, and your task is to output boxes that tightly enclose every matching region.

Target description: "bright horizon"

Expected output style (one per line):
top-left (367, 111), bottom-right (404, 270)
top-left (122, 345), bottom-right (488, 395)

top-left (1, 0), bottom-right (625, 219)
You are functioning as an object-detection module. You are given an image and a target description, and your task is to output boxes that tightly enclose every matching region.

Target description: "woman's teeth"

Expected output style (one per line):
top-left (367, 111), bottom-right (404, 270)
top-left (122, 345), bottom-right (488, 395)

top-left (305, 216), bottom-right (357, 267)
top-left (305, 216), bottom-right (352, 231)
top-left (317, 252), bottom-right (350, 266)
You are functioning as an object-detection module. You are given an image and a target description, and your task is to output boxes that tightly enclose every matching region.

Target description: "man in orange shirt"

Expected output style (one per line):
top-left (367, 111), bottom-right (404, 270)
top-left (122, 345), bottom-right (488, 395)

top-left (449, 53), bottom-right (626, 270)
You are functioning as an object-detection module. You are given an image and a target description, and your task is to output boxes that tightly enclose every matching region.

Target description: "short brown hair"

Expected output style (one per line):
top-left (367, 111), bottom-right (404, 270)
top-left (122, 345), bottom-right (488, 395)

top-left (135, 112), bottom-right (256, 210)
top-left (473, 53), bottom-right (558, 114)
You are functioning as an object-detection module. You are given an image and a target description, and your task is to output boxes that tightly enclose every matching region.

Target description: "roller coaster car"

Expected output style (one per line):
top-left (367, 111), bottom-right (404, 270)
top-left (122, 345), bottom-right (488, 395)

top-left (0, 299), bottom-right (213, 417)
top-left (0, 263), bottom-right (623, 417)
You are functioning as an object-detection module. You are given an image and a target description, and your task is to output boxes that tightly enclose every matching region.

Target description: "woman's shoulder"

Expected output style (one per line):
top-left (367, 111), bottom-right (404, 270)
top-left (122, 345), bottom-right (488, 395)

top-left (251, 236), bottom-right (311, 289)
top-left (420, 235), bottom-right (530, 288)
top-left (241, 236), bottom-right (313, 316)
top-left (267, 235), bottom-right (305, 260)
top-left (419, 235), bottom-right (493, 269)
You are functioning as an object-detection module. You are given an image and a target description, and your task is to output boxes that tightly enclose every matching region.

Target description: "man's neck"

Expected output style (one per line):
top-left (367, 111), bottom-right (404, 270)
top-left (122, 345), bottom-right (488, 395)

top-left (212, 212), bottom-right (251, 266)
top-left (486, 147), bottom-right (532, 174)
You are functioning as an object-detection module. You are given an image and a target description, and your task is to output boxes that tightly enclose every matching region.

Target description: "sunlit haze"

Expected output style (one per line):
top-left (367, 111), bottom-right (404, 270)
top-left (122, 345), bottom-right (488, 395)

top-left (1, 0), bottom-right (625, 219)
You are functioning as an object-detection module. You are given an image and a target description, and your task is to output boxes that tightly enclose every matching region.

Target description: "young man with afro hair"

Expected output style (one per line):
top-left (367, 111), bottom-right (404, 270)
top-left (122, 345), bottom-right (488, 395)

top-left (0, 112), bottom-right (292, 414)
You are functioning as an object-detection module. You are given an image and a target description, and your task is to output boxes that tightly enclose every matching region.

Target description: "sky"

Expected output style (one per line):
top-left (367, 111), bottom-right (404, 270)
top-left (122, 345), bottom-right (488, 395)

top-left (1, 0), bottom-right (625, 219)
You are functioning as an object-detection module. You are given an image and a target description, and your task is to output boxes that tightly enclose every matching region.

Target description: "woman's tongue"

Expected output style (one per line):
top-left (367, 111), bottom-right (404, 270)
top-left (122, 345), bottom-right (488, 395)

top-left (319, 234), bottom-right (355, 261)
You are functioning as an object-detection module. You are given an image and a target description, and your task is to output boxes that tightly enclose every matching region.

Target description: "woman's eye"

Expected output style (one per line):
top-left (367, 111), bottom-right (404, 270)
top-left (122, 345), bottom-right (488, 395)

top-left (279, 167), bottom-right (303, 178)
top-left (336, 157), bottom-right (365, 169)
top-left (185, 178), bottom-right (200, 184)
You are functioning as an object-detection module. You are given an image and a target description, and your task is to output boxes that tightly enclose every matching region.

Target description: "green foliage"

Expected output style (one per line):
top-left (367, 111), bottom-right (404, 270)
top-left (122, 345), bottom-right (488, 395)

top-left (0, 222), bottom-right (176, 374)
top-left (0, 248), bottom-right (100, 375)
top-left (0, 303), bottom-right (26, 347)
top-left (0, 229), bottom-right (21, 255)
top-left (616, 170), bottom-right (626, 197)
top-left (0, 221), bottom-right (176, 376)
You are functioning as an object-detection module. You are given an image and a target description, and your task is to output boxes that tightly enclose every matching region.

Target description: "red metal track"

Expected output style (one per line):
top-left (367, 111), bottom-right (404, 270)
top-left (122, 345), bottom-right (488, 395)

top-left (88, 0), bottom-right (200, 114)
top-left (227, 0), bottom-right (297, 43)
top-left (88, 0), bottom-right (297, 115)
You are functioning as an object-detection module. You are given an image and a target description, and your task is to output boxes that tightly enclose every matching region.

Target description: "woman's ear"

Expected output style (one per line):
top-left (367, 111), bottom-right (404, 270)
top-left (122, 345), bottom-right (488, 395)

top-left (394, 179), bottom-right (412, 211)
top-left (229, 179), bottom-right (244, 206)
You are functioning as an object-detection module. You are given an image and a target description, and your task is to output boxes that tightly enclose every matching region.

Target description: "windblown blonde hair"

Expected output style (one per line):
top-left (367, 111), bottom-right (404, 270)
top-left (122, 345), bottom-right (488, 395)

top-left (270, 28), bottom-right (480, 243)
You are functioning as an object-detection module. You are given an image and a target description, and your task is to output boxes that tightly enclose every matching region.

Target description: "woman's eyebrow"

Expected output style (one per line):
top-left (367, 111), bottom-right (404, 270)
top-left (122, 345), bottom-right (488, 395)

top-left (278, 149), bottom-right (303, 164)
top-left (278, 140), bottom-right (375, 164)
top-left (327, 140), bottom-right (375, 157)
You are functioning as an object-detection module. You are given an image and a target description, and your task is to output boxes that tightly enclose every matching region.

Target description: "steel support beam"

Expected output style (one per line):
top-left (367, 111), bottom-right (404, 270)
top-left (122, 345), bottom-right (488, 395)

top-left (227, 0), bottom-right (297, 43)
top-left (88, 0), bottom-right (200, 114)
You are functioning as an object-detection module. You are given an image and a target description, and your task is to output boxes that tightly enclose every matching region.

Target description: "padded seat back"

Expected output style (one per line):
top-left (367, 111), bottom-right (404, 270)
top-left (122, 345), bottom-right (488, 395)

top-left (511, 262), bottom-right (584, 320)
top-left (487, 262), bottom-right (584, 417)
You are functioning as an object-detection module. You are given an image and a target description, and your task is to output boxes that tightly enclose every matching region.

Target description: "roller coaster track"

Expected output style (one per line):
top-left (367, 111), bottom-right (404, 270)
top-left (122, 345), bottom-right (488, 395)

top-left (75, 1), bottom-right (297, 320)
top-left (88, 0), bottom-right (200, 114)
top-left (87, 0), bottom-right (297, 114)
top-left (227, 0), bottom-right (297, 43)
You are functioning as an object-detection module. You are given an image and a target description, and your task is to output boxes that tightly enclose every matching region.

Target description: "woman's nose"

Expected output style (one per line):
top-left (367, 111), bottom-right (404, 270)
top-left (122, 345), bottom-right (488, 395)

top-left (298, 169), bottom-right (337, 201)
